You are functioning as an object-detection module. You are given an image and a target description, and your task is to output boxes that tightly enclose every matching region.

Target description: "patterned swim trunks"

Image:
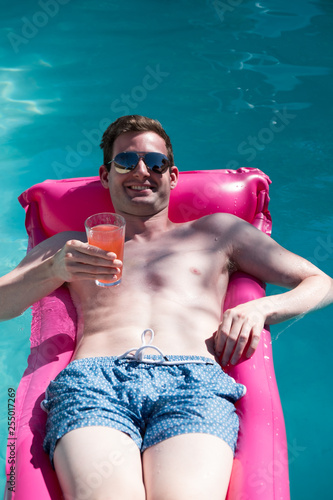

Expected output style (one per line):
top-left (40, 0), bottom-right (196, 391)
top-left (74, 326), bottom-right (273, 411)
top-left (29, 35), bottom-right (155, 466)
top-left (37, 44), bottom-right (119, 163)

top-left (41, 332), bottom-right (246, 467)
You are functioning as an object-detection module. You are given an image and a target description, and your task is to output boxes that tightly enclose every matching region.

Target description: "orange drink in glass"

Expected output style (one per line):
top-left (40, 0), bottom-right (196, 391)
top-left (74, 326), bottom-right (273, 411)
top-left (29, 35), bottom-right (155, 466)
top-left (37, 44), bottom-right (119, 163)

top-left (85, 213), bottom-right (126, 287)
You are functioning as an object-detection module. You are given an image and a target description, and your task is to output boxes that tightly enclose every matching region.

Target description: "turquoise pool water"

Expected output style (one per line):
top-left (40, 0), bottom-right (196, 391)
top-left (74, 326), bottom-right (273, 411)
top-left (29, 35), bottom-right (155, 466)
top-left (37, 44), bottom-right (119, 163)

top-left (1, 0), bottom-right (332, 497)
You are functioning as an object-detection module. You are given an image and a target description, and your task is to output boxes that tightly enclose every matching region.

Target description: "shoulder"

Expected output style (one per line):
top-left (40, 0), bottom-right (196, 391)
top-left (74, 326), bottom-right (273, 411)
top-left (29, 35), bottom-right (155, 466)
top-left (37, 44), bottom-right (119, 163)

top-left (189, 213), bottom-right (268, 254)
top-left (190, 212), bottom-right (244, 233)
top-left (177, 213), bottom-right (262, 246)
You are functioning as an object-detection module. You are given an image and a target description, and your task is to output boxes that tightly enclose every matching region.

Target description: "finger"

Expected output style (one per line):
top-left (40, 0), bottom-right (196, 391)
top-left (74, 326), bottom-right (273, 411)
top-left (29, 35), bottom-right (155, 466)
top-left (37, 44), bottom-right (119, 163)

top-left (220, 321), bottom-right (242, 367)
top-left (230, 322), bottom-right (253, 365)
top-left (65, 245), bottom-right (122, 267)
top-left (215, 311), bottom-right (233, 356)
top-left (67, 253), bottom-right (123, 269)
top-left (244, 324), bottom-right (262, 360)
top-left (74, 270), bottom-right (121, 281)
top-left (66, 240), bottom-right (118, 260)
top-left (220, 315), bottom-right (245, 366)
top-left (66, 261), bottom-right (122, 277)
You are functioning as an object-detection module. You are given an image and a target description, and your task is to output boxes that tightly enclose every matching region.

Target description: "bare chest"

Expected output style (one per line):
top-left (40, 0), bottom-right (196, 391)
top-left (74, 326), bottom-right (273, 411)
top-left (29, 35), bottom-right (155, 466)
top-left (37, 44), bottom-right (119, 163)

top-left (121, 231), bottom-right (227, 293)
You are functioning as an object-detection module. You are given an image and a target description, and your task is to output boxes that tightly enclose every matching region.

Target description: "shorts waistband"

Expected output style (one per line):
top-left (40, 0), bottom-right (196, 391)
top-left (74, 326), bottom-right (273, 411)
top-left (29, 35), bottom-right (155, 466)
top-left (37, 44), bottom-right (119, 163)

top-left (121, 354), bottom-right (216, 365)
top-left (70, 355), bottom-right (216, 367)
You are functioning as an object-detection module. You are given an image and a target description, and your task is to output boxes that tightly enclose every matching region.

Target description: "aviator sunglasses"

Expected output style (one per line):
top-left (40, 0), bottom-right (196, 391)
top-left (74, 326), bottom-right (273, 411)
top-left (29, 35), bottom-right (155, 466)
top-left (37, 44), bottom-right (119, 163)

top-left (107, 151), bottom-right (170, 174)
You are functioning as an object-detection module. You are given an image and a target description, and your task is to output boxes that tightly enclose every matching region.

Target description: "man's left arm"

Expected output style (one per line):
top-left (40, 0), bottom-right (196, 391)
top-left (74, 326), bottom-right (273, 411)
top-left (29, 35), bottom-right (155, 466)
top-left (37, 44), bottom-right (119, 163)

top-left (214, 216), bottom-right (333, 366)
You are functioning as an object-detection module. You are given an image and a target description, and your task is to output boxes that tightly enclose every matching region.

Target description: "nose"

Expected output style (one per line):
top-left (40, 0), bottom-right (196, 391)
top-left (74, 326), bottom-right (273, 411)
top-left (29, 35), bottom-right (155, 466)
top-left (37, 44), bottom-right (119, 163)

top-left (132, 158), bottom-right (150, 178)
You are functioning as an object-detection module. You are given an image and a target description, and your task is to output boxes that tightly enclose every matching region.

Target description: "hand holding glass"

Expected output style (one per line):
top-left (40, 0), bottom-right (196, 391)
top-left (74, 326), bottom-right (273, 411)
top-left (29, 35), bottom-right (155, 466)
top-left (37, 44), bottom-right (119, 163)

top-left (85, 213), bottom-right (126, 287)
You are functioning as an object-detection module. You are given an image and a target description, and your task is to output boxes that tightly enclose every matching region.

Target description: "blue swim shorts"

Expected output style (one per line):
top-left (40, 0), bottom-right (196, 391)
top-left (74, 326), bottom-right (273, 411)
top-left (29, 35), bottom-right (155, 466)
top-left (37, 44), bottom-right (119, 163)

top-left (41, 355), bottom-right (246, 467)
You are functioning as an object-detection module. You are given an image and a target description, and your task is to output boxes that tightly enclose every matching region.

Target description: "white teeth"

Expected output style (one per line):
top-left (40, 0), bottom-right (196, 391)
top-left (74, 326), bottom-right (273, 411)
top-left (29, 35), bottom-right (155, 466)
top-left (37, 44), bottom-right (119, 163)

top-left (130, 185), bottom-right (151, 190)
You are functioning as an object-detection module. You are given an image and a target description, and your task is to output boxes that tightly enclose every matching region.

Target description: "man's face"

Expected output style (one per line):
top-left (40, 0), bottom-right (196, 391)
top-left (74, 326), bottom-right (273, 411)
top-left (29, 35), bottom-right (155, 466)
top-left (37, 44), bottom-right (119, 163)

top-left (100, 131), bottom-right (178, 217)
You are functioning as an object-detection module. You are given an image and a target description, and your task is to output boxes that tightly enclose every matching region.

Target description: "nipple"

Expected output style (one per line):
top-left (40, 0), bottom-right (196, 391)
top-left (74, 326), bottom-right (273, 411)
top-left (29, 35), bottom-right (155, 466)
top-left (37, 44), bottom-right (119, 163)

top-left (190, 267), bottom-right (201, 275)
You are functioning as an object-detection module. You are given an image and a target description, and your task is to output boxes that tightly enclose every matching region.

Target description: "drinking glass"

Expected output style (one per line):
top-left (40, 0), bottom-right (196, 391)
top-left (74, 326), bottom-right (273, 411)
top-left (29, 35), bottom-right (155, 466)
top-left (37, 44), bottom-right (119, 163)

top-left (85, 213), bottom-right (126, 287)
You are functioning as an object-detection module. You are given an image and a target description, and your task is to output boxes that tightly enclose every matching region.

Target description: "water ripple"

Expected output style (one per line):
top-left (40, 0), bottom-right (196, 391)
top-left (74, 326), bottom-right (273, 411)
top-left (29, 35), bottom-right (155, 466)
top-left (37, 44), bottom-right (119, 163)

top-left (0, 65), bottom-right (60, 137)
top-left (195, 50), bottom-right (330, 92)
top-left (249, 0), bottom-right (323, 38)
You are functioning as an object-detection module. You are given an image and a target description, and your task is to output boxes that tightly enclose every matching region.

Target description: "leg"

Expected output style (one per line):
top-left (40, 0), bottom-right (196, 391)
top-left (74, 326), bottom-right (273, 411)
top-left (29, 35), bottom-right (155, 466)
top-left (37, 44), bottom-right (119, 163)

top-left (54, 426), bottom-right (145, 500)
top-left (143, 433), bottom-right (233, 500)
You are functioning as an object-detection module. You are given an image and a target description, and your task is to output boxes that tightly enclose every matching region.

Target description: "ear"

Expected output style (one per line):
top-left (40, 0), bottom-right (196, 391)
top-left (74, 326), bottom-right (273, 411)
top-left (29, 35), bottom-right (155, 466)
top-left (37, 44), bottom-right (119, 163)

top-left (99, 164), bottom-right (109, 189)
top-left (169, 166), bottom-right (179, 190)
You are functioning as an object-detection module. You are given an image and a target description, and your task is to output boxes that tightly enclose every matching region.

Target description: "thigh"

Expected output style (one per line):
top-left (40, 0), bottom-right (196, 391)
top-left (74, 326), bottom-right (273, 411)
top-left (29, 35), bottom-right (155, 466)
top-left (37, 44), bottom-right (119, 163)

top-left (142, 433), bottom-right (233, 500)
top-left (54, 426), bottom-right (145, 500)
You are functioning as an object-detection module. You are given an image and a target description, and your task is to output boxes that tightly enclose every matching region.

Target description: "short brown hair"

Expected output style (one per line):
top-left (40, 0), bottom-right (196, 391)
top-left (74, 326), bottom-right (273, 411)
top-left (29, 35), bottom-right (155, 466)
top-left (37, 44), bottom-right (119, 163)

top-left (100, 115), bottom-right (174, 171)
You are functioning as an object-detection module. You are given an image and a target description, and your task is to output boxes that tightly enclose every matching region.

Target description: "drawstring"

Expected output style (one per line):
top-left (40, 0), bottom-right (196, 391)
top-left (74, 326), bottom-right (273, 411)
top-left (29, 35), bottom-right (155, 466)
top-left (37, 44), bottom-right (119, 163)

top-left (117, 329), bottom-right (214, 365)
top-left (117, 329), bottom-right (167, 363)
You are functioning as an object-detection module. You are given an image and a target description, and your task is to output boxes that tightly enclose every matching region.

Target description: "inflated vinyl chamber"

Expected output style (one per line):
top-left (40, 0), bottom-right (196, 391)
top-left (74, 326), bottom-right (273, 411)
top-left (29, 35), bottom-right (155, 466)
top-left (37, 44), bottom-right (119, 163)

top-left (5, 168), bottom-right (290, 500)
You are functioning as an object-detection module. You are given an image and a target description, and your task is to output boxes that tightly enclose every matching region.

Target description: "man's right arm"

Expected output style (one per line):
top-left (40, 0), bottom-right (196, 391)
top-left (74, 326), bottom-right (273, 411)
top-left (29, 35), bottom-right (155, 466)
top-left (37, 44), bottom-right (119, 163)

top-left (0, 232), bottom-right (122, 321)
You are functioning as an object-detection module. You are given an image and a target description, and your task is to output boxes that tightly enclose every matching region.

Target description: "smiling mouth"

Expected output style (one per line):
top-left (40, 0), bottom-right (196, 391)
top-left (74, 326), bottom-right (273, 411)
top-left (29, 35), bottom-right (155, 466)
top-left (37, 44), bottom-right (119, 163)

top-left (127, 185), bottom-right (154, 191)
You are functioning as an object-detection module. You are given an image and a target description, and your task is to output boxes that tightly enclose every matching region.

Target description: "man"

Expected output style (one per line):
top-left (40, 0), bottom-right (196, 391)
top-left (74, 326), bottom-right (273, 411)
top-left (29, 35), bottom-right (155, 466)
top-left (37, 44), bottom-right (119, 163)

top-left (0, 115), bottom-right (332, 500)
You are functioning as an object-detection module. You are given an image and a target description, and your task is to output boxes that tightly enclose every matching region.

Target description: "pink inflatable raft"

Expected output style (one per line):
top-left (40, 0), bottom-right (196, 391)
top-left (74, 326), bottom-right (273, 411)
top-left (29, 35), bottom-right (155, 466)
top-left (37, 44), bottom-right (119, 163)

top-left (5, 167), bottom-right (290, 499)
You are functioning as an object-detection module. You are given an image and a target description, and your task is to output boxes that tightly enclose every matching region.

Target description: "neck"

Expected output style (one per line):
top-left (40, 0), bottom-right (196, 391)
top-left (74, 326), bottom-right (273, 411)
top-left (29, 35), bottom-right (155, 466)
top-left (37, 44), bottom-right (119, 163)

top-left (120, 208), bottom-right (174, 241)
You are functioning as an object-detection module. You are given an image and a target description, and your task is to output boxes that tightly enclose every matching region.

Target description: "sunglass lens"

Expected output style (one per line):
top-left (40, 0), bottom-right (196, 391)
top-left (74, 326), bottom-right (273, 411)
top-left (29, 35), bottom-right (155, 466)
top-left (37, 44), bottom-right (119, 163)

top-left (114, 152), bottom-right (138, 169)
top-left (145, 153), bottom-right (169, 173)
